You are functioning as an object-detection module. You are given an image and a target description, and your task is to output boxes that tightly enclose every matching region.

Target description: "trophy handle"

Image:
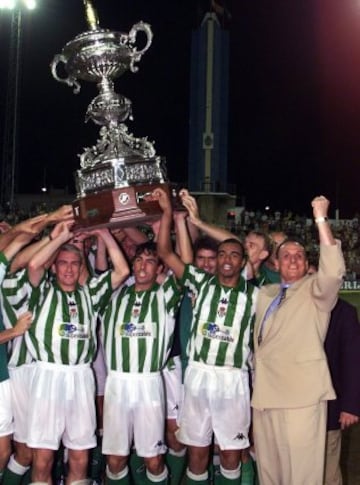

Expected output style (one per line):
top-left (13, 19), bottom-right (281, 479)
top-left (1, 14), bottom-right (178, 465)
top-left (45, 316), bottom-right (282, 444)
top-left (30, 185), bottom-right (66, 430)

top-left (128, 21), bottom-right (153, 72)
top-left (50, 54), bottom-right (81, 94)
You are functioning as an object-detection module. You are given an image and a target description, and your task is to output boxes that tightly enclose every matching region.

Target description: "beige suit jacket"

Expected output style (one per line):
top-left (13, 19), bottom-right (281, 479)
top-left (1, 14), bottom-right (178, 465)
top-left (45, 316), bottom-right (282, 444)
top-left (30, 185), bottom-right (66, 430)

top-left (252, 241), bottom-right (345, 409)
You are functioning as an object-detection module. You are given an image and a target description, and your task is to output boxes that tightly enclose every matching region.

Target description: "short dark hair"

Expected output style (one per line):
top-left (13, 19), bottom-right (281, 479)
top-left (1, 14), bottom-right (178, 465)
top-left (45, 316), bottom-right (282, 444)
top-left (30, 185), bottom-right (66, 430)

top-left (134, 241), bottom-right (158, 260)
top-left (276, 237), bottom-right (308, 259)
top-left (218, 238), bottom-right (245, 259)
top-left (193, 237), bottom-right (218, 257)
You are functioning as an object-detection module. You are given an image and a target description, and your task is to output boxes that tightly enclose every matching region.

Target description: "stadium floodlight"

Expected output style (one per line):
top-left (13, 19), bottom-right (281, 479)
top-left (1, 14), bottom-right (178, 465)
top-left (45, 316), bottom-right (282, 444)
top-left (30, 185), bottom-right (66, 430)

top-left (0, 0), bottom-right (36, 9)
top-left (23, 0), bottom-right (36, 9)
top-left (0, 0), bottom-right (16, 9)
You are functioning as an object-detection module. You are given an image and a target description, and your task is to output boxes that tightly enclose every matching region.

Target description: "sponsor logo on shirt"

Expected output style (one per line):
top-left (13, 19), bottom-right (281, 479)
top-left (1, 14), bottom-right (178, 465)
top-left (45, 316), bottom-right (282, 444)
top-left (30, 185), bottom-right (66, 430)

top-left (58, 322), bottom-right (89, 339)
top-left (119, 322), bottom-right (153, 338)
top-left (200, 322), bottom-right (234, 343)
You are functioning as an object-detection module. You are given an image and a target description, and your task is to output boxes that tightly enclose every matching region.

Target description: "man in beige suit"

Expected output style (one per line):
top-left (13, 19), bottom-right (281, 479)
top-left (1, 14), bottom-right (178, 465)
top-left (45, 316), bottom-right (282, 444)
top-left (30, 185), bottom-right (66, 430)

top-left (252, 196), bottom-right (345, 485)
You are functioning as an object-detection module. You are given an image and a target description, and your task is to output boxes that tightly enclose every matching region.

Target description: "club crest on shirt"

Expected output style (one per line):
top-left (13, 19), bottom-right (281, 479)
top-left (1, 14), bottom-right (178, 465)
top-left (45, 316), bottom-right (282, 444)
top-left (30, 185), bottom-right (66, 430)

top-left (119, 322), bottom-right (152, 338)
top-left (217, 297), bottom-right (229, 318)
top-left (200, 322), bottom-right (234, 343)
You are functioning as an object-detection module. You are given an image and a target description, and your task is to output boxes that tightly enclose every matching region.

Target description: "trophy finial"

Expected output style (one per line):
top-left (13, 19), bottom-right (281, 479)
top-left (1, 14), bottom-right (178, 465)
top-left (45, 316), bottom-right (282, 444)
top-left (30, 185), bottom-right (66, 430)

top-left (83, 0), bottom-right (99, 31)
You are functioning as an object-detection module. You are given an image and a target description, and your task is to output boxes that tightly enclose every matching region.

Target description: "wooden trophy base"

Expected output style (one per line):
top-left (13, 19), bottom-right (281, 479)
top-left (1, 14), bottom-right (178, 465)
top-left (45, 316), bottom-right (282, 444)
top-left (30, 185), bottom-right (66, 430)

top-left (72, 183), bottom-right (173, 230)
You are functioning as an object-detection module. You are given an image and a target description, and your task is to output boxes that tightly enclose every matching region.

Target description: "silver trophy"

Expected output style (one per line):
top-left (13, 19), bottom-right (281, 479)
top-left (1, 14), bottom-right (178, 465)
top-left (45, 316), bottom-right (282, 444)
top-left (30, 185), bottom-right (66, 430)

top-left (50, 0), bottom-right (172, 228)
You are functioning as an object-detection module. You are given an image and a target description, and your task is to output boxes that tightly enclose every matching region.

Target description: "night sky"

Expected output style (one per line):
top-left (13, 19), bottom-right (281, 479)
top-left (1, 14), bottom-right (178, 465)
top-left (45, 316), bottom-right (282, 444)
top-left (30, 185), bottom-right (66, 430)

top-left (1, 0), bottom-right (360, 218)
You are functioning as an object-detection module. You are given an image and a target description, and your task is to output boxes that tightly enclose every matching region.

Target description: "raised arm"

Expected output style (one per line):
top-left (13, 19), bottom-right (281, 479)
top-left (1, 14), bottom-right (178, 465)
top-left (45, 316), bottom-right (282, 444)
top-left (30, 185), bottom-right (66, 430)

top-left (153, 188), bottom-right (186, 280)
top-left (27, 221), bottom-right (74, 287)
top-left (45, 205), bottom-right (74, 225)
top-left (311, 196), bottom-right (345, 313)
top-left (173, 210), bottom-right (193, 264)
top-left (89, 228), bottom-right (129, 289)
top-left (10, 235), bottom-right (53, 274)
top-left (312, 196), bottom-right (336, 246)
top-left (123, 226), bottom-right (148, 245)
top-left (0, 311), bottom-right (32, 344)
top-left (180, 189), bottom-right (240, 243)
top-left (94, 232), bottom-right (109, 273)
top-left (0, 214), bottom-right (48, 258)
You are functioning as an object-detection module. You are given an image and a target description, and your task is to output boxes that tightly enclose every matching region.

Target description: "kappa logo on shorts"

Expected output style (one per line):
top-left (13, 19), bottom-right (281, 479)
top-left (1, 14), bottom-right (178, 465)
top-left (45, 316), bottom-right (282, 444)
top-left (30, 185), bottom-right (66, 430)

top-left (155, 440), bottom-right (165, 448)
top-left (233, 432), bottom-right (246, 440)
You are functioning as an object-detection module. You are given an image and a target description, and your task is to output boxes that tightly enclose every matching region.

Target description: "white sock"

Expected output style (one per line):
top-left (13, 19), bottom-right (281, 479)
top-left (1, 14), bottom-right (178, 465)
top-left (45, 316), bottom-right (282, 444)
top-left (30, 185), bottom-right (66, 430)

top-left (7, 454), bottom-right (30, 475)
top-left (106, 465), bottom-right (129, 480)
top-left (220, 464), bottom-right (241, 480)
top-left (186, 468), bottom-right (209, 481)
top-left (146, 466), bottom-right (168, 482)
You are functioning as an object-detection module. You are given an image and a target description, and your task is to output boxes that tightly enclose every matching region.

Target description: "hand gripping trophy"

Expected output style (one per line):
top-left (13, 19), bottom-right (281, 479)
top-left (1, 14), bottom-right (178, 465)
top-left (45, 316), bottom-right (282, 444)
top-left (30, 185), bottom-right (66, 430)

top-left (51, 0), bottom-right (173, 228)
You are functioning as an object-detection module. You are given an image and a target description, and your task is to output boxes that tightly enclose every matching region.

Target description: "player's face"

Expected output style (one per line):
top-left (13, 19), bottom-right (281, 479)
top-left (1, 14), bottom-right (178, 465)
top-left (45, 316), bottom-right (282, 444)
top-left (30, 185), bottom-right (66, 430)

top-left (133, 251), bottom-right (159, 290)
top-left (277, 242), bottom-right (308, 283)
top-left (195, 249), bottom-right (217, 274)
top-left (54, 250), bottom-right (82, 291)
top-left (216, 242), bottom-right (244, 280)
top-left (244, 233), bottom-right (267, 265)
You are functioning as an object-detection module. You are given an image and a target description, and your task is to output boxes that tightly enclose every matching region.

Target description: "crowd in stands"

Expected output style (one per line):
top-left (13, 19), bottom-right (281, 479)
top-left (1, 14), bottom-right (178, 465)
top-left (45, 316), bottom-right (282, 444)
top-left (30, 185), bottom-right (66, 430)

top-left (226, 210), bottom-right (360, 281)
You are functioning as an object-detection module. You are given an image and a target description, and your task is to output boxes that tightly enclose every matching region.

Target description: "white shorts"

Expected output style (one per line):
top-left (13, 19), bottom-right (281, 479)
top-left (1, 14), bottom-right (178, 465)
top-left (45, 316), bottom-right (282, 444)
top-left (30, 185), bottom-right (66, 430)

top-left (92, 342), bottom-right (107, 396)
top-left (0, 379), bottom-right (13, 437)
top-left (9, 364), bottom-right (35, 443)
top-left (102, 371), bottom-right (167, 457)
top-left (27, 361), bottom-right (96, 450)
top-left (176, 362), bottom-right (251, 450)
top-left (162, 356), bottom-right (184, 421)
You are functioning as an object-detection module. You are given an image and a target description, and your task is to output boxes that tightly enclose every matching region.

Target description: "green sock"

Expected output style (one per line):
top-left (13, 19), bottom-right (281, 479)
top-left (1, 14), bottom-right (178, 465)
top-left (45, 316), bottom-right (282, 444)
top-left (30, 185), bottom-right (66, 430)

top-left (252, 460), bottom-right (259, 485)
top-left (165, 449), bottom-right (187, 485)
top-left (89, 442), bottom-right (105, 480)
top-left (21, 469), bottom-right (32, 485)
top-left (240, 460), bottom-right (255, 485)
top-left (2, 455), bottom-right (30, 485)
top-left (52, 446), bottom-right (65, 483)
top-left (129, 451), bottom-right (146, 485)
top-left (2, 469), bottom-right (22, 485)
top-left (209, 452), bottom-right (220, 485)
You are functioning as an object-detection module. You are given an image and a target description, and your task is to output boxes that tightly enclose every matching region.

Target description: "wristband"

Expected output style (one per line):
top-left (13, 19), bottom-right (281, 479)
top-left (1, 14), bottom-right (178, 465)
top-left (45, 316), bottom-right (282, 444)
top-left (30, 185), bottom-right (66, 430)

top-left (314, 216), bottom-right (328, 224)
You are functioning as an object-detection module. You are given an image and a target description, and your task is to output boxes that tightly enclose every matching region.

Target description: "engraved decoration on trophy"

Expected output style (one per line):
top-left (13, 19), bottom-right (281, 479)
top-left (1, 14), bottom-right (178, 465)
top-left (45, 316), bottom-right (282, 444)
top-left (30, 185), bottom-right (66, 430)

top-left (50, 0), bottom-right (171, 228)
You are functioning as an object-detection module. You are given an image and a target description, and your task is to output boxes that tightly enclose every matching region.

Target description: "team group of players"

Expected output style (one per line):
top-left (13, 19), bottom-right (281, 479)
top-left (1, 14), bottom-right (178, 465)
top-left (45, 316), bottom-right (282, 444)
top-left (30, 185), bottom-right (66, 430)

top-left (0, 188), bottom-right (345, 485)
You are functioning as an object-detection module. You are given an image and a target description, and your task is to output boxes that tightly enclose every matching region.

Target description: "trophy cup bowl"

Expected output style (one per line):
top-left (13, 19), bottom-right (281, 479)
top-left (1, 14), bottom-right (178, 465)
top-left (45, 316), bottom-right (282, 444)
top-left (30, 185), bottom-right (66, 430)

top-left (50, 2), bottom-right (177, 230)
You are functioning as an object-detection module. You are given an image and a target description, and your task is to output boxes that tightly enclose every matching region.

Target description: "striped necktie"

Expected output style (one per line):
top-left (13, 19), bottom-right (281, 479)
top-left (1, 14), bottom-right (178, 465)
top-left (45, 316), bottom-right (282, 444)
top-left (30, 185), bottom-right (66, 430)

top-left (258, 284), bottom-right (289, 345)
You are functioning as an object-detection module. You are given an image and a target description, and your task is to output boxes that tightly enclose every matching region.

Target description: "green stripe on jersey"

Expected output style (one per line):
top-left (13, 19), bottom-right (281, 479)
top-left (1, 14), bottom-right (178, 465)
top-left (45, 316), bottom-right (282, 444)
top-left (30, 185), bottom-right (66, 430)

top-left (182, 264), bottom-right (258, 369)
top-left (101, 276), bottom-right (181, 373)
top-left (25, 271), bottom-right (112, 365)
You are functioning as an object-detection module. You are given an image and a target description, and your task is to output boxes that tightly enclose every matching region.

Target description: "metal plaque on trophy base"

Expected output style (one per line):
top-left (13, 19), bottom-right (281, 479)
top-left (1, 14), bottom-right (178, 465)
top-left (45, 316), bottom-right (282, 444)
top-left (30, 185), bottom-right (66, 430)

top-left (72, 182), bottom-right (172, 230)
top-left (51, 0), bottom-right (177, 229)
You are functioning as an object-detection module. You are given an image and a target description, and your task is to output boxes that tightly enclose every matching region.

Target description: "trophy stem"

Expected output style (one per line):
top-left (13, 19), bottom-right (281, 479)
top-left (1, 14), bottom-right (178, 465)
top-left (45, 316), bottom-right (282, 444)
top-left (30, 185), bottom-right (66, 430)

top-left (83, 0), bottom-right (99, 31)
top-left (97, 78), bottom-right (115, 95)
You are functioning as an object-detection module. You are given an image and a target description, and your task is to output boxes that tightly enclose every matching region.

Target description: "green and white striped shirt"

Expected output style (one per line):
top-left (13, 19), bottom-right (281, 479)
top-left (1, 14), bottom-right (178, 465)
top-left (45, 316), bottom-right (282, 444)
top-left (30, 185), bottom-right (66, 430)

top-left (0, 252), bottom-right (10, 381)
top-left (25, 271), bottom-right (113, 365)
top-left (1, 268), bottom-right (33, 367)
top-left (181, 264), bottom-right (258, 369)
top-left (101, 275), bottom-right (181, 373)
